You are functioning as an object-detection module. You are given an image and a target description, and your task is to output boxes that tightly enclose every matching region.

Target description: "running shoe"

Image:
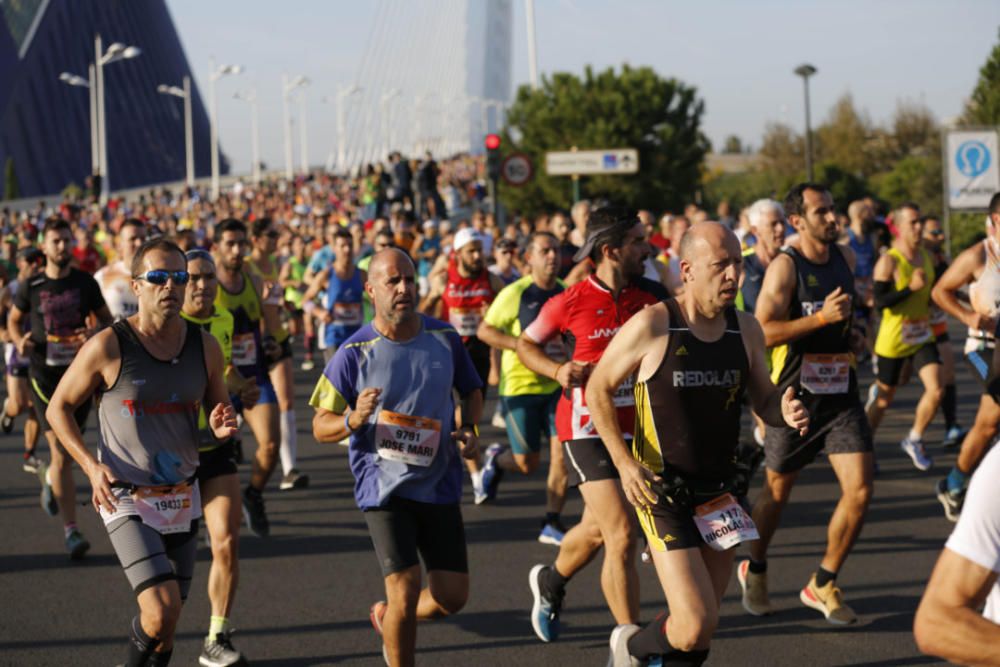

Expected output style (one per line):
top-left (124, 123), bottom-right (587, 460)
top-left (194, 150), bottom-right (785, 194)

top-left (900, 437), bottom-right (933, 471)
top-left (199, 630), bottom-right (246, 667)
top-left (38, 461), bottom-right (58, 516)
top-left (480, 443), bottom-right (505, 502)
top-left (608, 624), bottom-right (642, 667)
top-left (935, 479), bottom-right (964, 522)
top-left (800, 574), bottom-right (857, 625)
top-left (537, 519), bottom-right (566, 546)
top-left (529, 564), bottom-right (563, 642)
top-left (864, 382), bottom-right (879, 412)
top-left (279, 469), bottom-right (310, 490)
top-left (22, 453), bottom-right (41, 474)
top-left (300, 358), bottom-right (315, 372)
top-left (242, 487), bottom-right (270, 538)
top-left (471, 470), bottom-right (488, 505)
top-left (491, 406), bottom-right (506, 429)
top-left (370, 601), bottom-right (389, 666)
top-left (1, 398), bottom-right (13, 434)
top-left (941, 426), bottom-right (966, 449)
top-left (65, 529), bottom-right (90, 560)
top-left (737, 559), bottom-right (773, 616)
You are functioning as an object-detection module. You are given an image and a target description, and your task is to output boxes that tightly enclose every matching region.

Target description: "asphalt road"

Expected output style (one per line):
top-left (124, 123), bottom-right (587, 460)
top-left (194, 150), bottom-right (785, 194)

top-left (0, 333), bottom-right (975, 666)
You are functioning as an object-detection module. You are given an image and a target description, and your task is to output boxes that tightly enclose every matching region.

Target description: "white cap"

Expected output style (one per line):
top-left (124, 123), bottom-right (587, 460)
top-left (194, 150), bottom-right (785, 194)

top-left (453, 227), bottom-right (482, 252)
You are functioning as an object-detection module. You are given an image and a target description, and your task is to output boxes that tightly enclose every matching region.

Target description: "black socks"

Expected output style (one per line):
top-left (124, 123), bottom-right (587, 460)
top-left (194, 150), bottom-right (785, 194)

top-left (814, 566), bottom-right (837, 588)
top-left (125, 616), bottom-right (159, 667)
top-left (748, 559), bottom-right (767, 574)
top-left (627, 613), bottom-right (710, 665)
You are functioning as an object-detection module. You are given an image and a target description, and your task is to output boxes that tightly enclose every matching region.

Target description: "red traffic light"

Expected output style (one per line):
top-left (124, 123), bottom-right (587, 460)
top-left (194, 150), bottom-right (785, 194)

top-left (484, 133), bottom-right (501, 151)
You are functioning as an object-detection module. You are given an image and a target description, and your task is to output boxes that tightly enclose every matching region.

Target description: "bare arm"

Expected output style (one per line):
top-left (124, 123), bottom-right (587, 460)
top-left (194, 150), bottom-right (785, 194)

top-left (7, 305), bottom-right (30, 355)
top-left (93, 305), bottom-right (113, 328)
top-left (914, 548), bottom-right (1000, 666)
top-left (478, 322), bottom-right (517, 351)
top-left (933, 245), bottom-right (988, 329)
top-left (200, 331), bottom-right (238, 440)
top-left (301, 269), bottom-right (329, 304)
top-left (755, 253), bottom-right (850, 347)
top-left (418, 272), bottom-right (446, 316)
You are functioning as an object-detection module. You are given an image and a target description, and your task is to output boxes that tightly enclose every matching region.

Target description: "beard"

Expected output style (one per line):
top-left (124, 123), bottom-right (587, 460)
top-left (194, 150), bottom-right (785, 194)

top-left (53, 256), bottom-right (71, 269)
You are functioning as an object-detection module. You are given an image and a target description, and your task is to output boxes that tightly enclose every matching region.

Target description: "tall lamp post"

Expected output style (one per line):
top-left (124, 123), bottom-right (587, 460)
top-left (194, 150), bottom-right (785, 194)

top-left (282, 74), bottom-right (309, 180)
top-left (336, 84), bottom-right (363, 172)
top-left (94, 37), bottom-right (141, 201)
top-left (794, 63), bottom-right (817, 182)
top-left (234, 89), bottom-right (260, 185)
top-left (156, 77), bottom-right (194, 187)
top-left (209, 60), bottom-right (243, 200)
top-left (58, 68), bottom-right (99, 180)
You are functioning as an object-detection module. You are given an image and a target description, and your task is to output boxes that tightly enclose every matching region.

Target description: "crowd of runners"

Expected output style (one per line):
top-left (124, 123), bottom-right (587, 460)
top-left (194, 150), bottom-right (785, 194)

top-left (2, 158), bottom-right (999, 666)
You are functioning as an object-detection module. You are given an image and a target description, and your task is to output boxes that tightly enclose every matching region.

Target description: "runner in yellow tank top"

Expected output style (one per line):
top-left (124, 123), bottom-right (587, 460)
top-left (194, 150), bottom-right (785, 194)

top-left (248, 219), bottom-right (309, 491)
top-left (867, 203), bottom-right (942, 471)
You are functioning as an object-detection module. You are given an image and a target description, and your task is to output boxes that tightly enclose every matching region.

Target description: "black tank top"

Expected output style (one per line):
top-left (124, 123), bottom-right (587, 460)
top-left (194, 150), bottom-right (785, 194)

top-left (769, 246), bottom-right (857, 416)
top-left (633, 299), bottom-right (749, 483)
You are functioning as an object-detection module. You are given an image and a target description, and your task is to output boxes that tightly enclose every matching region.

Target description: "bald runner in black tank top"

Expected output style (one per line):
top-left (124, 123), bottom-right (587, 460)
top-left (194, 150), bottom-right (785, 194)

top-left (634, 299), bottom-right (749, 484)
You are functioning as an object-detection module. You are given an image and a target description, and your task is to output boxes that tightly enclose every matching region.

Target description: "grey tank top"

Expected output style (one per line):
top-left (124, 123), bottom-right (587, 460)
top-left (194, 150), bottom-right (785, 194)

top-left (97, 320), bottom-right (207, 486)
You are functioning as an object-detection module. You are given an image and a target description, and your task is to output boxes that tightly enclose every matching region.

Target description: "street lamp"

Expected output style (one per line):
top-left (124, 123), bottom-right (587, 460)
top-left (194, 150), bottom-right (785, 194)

top-left (95, 36), bottom-right (141, 201)
top-left (233, 89), bottom-right (260, 185)
top-left (336, 84), bottom-right (363, 173)
top-left (59, 68), bottom-right (99, 179)
top-left (209, 60), bottom-right (243, 200)
top-left (156, 77), bottom-right (194, 187)
top-left (282, 74), bottom-right (309, 179)
top-left (794, 63), bottom-right (817, 181)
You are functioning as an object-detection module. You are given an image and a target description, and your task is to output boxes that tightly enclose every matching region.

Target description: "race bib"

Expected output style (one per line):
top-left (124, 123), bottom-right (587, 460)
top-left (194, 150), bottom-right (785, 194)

top-left (800, 353), bottom-right (851, 395)
top-left (232, 333), bottom-right (258, 366)
top-left (613, 376), bottom-right (635, 407)
top-left (374, 409), bottom-right (441, 467)
top-left (448, 307), bottom-right (482, 337)
top-left (693, 493), bottom-right (759, 551)
top-left (930, 307), bottom-right (948, 326)
top-left (133, 483), bottom-right (193, 534)
top-left (901, 318), bottom-right (931, 345)
top-left (45, 333), bottom-right (83, 367)
top-left (332, 302), bottom-right (363, 327)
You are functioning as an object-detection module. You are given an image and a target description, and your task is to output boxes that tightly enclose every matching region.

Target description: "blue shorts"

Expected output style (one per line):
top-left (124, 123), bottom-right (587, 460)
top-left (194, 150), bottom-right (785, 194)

top-left (500, 390), bottom-right (559, 455)
top-left (231, 380), bottom-right (278, 413)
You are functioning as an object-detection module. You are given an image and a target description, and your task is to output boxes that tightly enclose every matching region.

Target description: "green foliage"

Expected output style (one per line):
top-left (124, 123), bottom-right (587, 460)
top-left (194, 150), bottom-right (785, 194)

top-left (950, 211), bottom-right (988, 254)
top-left (963, 28), bottom-right (1000, 126)
top-left (499, 64), bottom-right (709, 215)
top-left (3, 157), bottom-right (18, 200)
top-left (61, 182), bottom-right (84, 201)
top-left (722, 135), bottom-right (744, 154)
top-left (871, 154), bottom-right (943, 214)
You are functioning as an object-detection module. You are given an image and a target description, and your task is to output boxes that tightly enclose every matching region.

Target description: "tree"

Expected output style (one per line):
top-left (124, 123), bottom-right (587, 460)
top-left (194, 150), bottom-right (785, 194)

top-left (722, 135), bottom-right (743, 154)
top-left (963, 28), bottom-right (1000, 126)
top-left (4, 158), bottom-right (18, 201)
top-left (499, 64), bottom-right (709, 214)
top-left (815, 94), bottom-right (872, 177)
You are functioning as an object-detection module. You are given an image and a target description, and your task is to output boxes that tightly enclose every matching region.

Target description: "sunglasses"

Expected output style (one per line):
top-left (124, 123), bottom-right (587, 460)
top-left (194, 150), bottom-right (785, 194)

top-left (134, 270), bottom-right (190, 285)
top-left (927, 230), bottom-right (944, 237)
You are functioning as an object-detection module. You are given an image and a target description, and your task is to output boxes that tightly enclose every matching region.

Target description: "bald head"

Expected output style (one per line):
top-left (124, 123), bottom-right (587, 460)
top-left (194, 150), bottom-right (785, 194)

top-left (368, 247), bottom-right (415, 281)
top-left (679, 221), bottom-right (740, 262)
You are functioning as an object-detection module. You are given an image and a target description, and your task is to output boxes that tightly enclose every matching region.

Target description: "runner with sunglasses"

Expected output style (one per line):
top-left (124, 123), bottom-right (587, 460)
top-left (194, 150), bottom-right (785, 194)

top-left (46, 238), bottom-right (237, 667)
top-left (248, 218), bottom-right (308, 491)
top-left (7, 217), bottom-right (113, 559)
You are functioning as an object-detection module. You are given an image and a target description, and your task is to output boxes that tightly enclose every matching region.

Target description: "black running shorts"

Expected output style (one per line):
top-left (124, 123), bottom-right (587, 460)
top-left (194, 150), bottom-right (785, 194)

top-left (196, 439), bottom-right (239, 483)
top-left (876, 343), bottom-right (940, 386)
top-left (636, 493), bottom-right (751, 552)
top-left (562, 437), bottom-right (622, 487)
top-left (764, 401), bottom-right (873, 474)
top-left (363, 496), bottom-right (468, 577)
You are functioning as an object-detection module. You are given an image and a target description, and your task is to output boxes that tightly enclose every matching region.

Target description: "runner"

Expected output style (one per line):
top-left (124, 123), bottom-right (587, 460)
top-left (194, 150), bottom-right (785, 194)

top-left (520, 208), bottom-right (668, 642)
top-left (213, 218), bottom-right (281, 537)
top-left (302, 228), bottom-right (366, 363)
top-left (866, 203), bottom-right (941, 471)
top-left (94, 218), bottom-right (147, 320)
top-left (310, 248), bottom-right (483, 666)
top-left (280, 233), bottom-right (311, 369)
top-left (45, 237), bottom-right (237, 667)
top-left (923, 215), bottom-right (965, 448)
top-left (0, 247), bottom-right (43, 472)
top-left (478, 232), bottom-right (568, 545)
top-left (914, 435), bottom-right (1000, 664)
top-left (845, 200), bottom-right (878, 364)
top-left (419, 227), bottom-right (504, 504)
top-left (589, 222), bottom-right (809, 666)
top-left (7, 217), bottom-right (113, 558)
top-left (181, 249), bottom-right (252, 667)
top-left (930, 192), bottom-right (1000, 520)
top-left (741, 183), bottom-right (874, 625)
top-left (248, 218), bottom-right (308, 491)
top-left (736, 199), bottom-right (786, 315)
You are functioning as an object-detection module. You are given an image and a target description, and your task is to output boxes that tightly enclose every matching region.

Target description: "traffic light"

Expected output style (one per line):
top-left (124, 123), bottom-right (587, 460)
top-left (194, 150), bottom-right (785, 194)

top-left (485, 133), bottom-right (502, 181)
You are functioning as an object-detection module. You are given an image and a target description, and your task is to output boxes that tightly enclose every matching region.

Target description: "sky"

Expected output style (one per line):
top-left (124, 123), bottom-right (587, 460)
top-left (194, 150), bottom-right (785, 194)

top-left (166, 0), bottom-right (1000, 176)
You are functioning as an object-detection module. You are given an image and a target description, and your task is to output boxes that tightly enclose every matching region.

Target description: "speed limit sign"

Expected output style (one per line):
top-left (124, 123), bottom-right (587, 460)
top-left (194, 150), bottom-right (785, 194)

top-left (501, 153), bottom-right (533, 186)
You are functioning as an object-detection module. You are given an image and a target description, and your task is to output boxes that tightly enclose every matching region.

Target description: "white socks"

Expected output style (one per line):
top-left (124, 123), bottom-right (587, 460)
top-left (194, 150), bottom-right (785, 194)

top-left (279, 410), bottom-right (298, 475)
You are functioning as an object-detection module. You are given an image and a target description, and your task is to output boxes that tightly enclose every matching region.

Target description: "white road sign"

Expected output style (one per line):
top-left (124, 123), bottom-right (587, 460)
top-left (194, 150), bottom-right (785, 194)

top-left (545, 148), bottom-right (639, 176)
top-left (946, 130), bottom-right (1000, 209)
